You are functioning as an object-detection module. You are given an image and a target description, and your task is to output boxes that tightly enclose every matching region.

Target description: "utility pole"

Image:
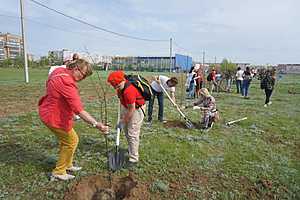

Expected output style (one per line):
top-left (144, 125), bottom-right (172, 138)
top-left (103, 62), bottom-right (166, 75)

top-left (20, 0), bottom-right (29, 83)
top-left (202, 51), bottom-right (205, 66)
top-left (214, 56), bottom-right (217, 67)
top-left (169, 38), bottom-right (172, 73)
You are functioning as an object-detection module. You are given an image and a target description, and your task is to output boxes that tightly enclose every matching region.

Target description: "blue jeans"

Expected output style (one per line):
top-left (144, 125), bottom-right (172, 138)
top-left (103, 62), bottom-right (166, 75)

top-left (188, 82), bottom-right (195, 98)
top-left (242, 80), bottom-right (250, 97)
top-left (236, 80), bottom-right (242, 94)
top-left (148, 88), bottom-right (164, 122)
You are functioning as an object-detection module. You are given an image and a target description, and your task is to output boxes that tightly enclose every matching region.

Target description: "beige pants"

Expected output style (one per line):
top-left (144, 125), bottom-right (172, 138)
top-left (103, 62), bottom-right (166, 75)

top-left (121, 105), bottom-right (145, 162)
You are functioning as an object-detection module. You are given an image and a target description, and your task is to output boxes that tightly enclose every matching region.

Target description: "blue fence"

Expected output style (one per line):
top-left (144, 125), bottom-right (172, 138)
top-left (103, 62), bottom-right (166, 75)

top-left (175, 54), bottom-right (193, 71)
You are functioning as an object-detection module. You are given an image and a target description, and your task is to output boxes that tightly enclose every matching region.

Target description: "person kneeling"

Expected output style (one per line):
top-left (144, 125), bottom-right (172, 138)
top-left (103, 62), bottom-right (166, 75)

top-left (192, 88), bottom-right (219, 130)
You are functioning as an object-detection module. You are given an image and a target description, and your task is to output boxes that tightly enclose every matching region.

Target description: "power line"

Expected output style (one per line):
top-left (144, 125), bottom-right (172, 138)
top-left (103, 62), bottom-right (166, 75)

top-left (0, 13), bottom-right (85, 35)
top-left (28, 0), bottom-right (169, 42)
top-left (173, 40), bottom-right (191, 54)
top-left (0, 13), bottom-right (129, 46)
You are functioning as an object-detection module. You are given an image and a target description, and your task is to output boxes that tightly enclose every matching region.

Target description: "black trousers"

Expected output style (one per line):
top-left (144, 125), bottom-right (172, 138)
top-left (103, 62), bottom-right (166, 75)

top-left (148, 88), bottom-right (164, 122)
top-left (265, 88), bottom-right (273, 104)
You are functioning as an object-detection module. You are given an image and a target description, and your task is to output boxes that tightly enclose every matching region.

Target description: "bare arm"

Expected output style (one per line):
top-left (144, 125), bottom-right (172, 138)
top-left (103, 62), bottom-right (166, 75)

top-left (193, 98), bottom-right (203, 106)
top-left (121, 103), bottom-right (136, 124)
top-left (78, 110), bottom-right (108, 133)
top-left (170, 91), bottom-right (176, 103)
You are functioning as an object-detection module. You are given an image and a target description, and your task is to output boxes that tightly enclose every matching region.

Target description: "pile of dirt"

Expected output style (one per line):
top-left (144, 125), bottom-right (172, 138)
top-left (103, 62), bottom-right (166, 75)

top-left (164, 120), bottom-right (202, 129)
top-left (64, 174), bottom-right (150, 200)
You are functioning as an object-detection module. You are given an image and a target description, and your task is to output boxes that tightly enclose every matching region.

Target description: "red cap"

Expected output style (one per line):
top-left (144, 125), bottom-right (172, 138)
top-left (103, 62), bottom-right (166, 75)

top-left (107, 71), bottom-right (125, 87)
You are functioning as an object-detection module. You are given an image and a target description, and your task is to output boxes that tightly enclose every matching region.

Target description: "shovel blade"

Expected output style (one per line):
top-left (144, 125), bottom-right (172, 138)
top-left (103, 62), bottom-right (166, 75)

top-left (185, 119), bottom-right (195, 129)
top-left (108, 149), bottom-right (126, 172)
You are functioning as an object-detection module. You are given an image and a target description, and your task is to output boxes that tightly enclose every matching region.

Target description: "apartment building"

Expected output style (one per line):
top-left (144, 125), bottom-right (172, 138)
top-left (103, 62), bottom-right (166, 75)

top-left (0, 32), bottom-right (23, 60)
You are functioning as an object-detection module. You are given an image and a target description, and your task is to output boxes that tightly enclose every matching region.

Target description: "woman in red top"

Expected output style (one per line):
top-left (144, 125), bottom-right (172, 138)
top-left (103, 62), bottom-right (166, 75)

top-left (195, 68), bottom-right (204, 98)
top-left (39, 59), bottom-right (109, 180)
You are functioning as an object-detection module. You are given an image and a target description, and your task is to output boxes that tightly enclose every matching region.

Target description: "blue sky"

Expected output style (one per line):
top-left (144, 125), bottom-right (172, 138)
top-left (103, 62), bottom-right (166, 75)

top-left (1, 0), bottom-right (299, 64)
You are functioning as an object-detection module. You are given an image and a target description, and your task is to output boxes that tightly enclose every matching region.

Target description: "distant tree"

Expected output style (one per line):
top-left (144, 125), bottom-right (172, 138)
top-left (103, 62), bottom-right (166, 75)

top-left (220, 58), bottom-right (237, 92)
top-left (0, 56), bottom-right (23, 68)
top-left (220, 58), bottom-right (236, 76)
top-left (0, 58), bottom-right (13, 68)
top-left (39, 56), bottom-right (50, 67)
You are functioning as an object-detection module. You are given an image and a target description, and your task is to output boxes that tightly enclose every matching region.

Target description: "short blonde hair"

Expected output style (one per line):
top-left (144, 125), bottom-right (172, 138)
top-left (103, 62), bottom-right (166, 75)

top-left (200, 88), bottom-right (210, 97)
top-left (68, 59), bottom-right (93, 77)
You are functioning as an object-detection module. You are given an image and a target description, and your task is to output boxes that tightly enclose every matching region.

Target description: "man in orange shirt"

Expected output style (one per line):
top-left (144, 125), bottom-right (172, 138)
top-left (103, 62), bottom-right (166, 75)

top-left (39, 59), bottom-right (109, 180)
top-left (107, 71), bottom-right (145, 169)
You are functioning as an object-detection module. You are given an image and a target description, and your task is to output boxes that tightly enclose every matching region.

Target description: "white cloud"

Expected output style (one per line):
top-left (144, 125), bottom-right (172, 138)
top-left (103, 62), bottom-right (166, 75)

top-left (0, 0), bottom-right (299, 63)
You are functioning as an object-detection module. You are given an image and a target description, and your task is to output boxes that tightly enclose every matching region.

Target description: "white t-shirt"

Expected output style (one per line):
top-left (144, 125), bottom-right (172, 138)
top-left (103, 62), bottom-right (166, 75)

top-left (48, 65), bottom-right (66, 76)
top-left (185, 72), bottom-right (196, 87)
top-left (151, 75), bottom-right (175, 93)
top-left (236, 70), bottom-right (244, 81)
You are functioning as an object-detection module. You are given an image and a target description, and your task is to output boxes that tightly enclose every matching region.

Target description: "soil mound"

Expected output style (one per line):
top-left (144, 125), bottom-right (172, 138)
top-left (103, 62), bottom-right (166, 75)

top-left (64, 174), bottom-right (150, 200)
top-left (164, 120), bottom-right (202, 129)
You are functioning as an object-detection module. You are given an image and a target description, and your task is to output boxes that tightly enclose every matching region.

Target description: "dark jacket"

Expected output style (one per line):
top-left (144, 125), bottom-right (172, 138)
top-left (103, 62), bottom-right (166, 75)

top-left (261, 74), bottom-right (275, 90)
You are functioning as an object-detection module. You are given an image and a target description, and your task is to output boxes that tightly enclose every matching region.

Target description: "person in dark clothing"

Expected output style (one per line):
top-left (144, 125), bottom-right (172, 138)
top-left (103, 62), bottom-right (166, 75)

top-left (262, 70), bottom-right (276, 107)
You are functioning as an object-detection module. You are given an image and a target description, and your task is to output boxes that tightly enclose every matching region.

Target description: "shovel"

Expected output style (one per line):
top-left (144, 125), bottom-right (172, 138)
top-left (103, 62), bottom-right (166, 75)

top-left (108, 127), bottom-right (126, 171)
top-left (108, 102), bottom-right (126, 172)
top-left (226, 117), bottom-right (247, 126)
top-left (159, 83), bottom-right (195, 129)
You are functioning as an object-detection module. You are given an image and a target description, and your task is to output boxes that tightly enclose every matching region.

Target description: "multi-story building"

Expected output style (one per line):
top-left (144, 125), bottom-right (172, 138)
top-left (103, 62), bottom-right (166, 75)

top-left (277, 64), bottom-right (300, 74)
top-left (48, 49), bottom-right (73, 64)
top-left (0, 33), bottom-right (23, 60)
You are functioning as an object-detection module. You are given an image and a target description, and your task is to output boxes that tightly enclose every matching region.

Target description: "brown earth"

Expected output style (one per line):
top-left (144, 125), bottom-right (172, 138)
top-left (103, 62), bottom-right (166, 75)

top-left (164, 120), bottom-right (202, 129)
top-left (64, 174), bottom-right (150, 200)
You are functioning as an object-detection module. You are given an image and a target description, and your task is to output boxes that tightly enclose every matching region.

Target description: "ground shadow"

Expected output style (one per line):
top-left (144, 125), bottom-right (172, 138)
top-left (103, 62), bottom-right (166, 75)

top-left (0, 141), bottom-right (54, 171)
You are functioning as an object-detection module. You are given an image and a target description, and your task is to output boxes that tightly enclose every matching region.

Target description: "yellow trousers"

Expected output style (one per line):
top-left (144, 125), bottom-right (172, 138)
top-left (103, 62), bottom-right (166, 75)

top-left (48, 126), bottom-right (79, 175)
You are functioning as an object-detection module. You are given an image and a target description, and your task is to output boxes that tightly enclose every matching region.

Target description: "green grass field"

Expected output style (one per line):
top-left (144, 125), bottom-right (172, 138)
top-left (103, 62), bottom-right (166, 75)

top-left (0, 68), bottom-right (299, 199)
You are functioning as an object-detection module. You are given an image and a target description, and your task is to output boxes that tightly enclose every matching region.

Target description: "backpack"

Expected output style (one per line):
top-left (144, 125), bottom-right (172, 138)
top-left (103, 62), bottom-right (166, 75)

top-left (124, 74), bottom-right (153, 101)
top-left (207, 73), bottom-right (212, 81)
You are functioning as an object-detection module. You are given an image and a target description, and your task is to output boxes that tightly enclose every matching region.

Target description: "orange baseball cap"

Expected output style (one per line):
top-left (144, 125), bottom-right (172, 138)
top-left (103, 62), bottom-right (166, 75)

top-left (107, 70), bottom-right (125, 87)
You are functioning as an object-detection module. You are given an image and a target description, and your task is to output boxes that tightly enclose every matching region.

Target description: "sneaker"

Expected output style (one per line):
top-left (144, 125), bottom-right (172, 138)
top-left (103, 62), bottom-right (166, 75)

top-left (267, 101), bottom-right (272, 105)
top-left (67, 166), bottom-right (82, 172)
top-left (208, 122), bottom-right (214, 129)
top-left (145, 120), bottom-right (152, 124)
top-left (51, 173), bottom-right (75, 181)
top-left (264, 104), bottom-right (268, 107)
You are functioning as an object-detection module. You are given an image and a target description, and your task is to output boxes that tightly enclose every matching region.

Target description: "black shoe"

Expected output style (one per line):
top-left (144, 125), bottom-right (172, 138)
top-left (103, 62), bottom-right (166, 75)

top-left (145, 120), bottom-right (152, 126)
top-left (124, 161), bottom-right (138, 170)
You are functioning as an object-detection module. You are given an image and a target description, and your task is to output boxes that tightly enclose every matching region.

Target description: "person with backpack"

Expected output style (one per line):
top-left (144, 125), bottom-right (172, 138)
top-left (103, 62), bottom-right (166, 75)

top-left (261, 69), bottom-right (276, 107)
top-left (39, 59), bottom-right (109, 181)
top-left (242, 67), bottom-right (252, 98)
top-left (147, 75), bottom-right (178, 123)
top-left (107, 71), bottom-right (146, 169)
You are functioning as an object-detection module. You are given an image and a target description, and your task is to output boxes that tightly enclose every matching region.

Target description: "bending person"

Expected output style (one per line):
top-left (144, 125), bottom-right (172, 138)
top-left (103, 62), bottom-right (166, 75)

top-left (39, 59), bottom-right (109, 181)
top-left (147, 75), bottom-right (178, 123)
top-left (107, 71), bottom-right (145, 169)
